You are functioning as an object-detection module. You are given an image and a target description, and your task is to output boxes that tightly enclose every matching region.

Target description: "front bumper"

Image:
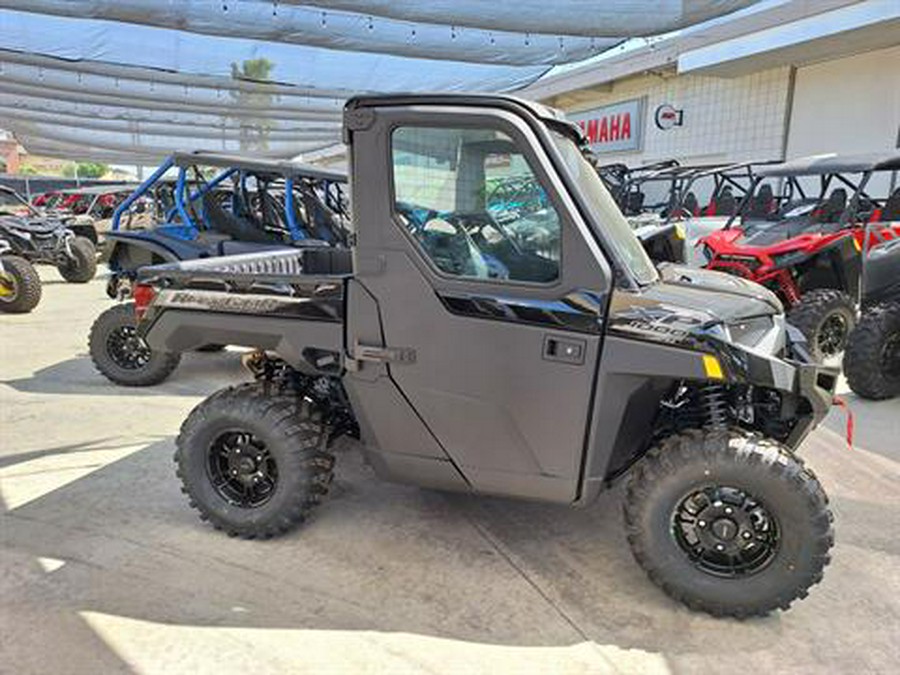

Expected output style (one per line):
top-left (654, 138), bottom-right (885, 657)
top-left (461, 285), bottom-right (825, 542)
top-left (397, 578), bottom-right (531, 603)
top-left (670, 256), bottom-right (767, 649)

top-left (781, 325), bottom-right (838, 448)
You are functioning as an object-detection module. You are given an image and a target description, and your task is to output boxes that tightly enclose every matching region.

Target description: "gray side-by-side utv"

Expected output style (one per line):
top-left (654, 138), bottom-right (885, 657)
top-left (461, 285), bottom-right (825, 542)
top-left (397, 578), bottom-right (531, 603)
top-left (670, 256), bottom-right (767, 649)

top-left (133, 94), bottom-right (837, 618)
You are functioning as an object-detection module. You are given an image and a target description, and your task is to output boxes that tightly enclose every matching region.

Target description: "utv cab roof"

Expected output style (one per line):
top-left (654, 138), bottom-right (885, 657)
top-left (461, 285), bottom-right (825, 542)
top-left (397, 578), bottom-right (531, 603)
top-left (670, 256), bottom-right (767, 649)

top-left (170, 151), bottom-right (347, 183)
top-left (346, 93), bottom-right (585, 143)
top-left (757, 153), bottom-right (900, 177)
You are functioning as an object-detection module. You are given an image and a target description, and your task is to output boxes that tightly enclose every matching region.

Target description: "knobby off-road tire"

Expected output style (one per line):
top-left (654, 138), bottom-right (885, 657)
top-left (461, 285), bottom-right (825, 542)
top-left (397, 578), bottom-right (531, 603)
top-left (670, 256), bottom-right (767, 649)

top-left (58, 236), bottom-right (97, 283)
top-left (787, 289), bottom-right (856, 361)
top-left (624, 429), bottom-right (833, 618)
top-left (89, 303), bottom-right (181, 386)
top-left (843, 301), bottom-right (900, 400)
top-left (175, 383), bottom-right (335, 538)
top-left (0, 255), bottom-right (42, 313)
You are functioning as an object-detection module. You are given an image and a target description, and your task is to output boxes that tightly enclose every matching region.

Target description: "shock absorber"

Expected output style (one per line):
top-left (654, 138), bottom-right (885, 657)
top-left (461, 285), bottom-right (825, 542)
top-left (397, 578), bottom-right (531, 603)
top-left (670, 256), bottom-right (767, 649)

top-left (775, 269), bottom-right (801, 305)
top-left (700, 384), bottom-right (730, 431)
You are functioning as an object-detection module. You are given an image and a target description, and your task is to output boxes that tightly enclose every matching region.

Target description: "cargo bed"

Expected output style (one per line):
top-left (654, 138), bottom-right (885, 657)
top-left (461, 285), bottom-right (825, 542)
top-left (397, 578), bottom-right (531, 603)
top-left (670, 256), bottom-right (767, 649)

top-left (136, 248), bottom-right (349, 372)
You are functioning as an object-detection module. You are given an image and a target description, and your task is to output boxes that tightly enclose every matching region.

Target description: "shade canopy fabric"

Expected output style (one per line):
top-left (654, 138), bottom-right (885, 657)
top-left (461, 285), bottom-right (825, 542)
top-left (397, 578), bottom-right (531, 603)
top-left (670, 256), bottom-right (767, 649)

top-left (0, 1), bottom-right (757, 164)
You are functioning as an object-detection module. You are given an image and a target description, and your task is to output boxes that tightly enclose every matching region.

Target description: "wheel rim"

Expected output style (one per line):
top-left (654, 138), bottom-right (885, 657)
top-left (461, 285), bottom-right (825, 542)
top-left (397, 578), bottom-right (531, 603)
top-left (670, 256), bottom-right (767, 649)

top-left (106, 325), bottom-right (152, 369)
top-left (671, 485), bottom-right (779, 578)
top-left (817, 312), bottom-right (849, 357)
top-left (882, 332), bottom-right (900, 378)
top-left (0, 272), bottom-right (17, 302)
top-left (207, 430), bottom-right (278, 508)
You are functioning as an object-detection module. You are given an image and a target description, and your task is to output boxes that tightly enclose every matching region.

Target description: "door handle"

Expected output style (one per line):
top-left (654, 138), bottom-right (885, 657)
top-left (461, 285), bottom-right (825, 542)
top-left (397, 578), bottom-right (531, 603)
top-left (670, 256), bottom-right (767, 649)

top-left (543, 335), bottom-right (586, 365)
top-left (346, 341), bottom-right (417, 371)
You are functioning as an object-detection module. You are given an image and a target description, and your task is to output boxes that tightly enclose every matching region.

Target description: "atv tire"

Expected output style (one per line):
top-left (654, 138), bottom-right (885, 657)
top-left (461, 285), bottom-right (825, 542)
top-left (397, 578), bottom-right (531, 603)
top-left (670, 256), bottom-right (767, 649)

top-left (176, 383), bottom-right (335, 538)
top-left (843, 301), bottom-right (900, 400)
top-left (58, 236), bottom-right (97, 283)
top-left (0, 255), bottom-right (42, 313)
top-left (89, 303), bottom-right (181, 386)
top-left (624, 429), bottom-right (833, 618)
top-left (787, 289), bottom-right (855, 361)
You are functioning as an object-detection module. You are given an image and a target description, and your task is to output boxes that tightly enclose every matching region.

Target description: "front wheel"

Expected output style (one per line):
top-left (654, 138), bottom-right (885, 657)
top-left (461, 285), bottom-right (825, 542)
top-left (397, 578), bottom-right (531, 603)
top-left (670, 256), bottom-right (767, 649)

top-left (0, 255), bottom-right (42, 313)
top-left (787, 289), bottom-right (855, 361)
top-left (58, 236), bottom-right (97, 283)
top-left (175, 383), bottom-right (335, 538)
top-left (843, 301), bottom-right (900, 400)
top-left (89, 303), bottom-right (181, 386)
top-left (624, 429), bottom-right (833, 618)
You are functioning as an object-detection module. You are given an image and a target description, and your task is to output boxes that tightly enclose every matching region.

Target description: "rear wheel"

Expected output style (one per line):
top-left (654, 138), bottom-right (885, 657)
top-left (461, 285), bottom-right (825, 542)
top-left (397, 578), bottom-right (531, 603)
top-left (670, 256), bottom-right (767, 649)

top-left (0, 255), bottom-right (42, 313)
top-left (787, 289), bottom-right (855, 361)
top-left (624, 429), bottom-right (833, 618)
top-left (843, 301), bottom-right (900, 400)
top-left (89, 303), bottom-right (181, 386)
top-left (57, 236), bottom-right (97, 283)
top-left (175, 383), bottom-right (335, 538)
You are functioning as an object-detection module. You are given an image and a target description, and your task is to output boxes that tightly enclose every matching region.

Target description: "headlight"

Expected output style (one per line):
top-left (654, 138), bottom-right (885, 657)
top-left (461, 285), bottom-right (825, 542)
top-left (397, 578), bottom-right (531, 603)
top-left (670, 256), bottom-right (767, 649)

top-left (770, 250), bottom-right (808, 269)
top-left (726, 315), bottom-right (786, 355)
top-left (728, 316), bottom-right (774, 347)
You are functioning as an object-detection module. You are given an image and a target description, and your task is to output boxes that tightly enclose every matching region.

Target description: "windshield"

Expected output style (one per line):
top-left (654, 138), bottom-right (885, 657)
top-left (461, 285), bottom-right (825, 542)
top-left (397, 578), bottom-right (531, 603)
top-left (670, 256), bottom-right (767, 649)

top-left (550, 132), bottom-right (658, 285)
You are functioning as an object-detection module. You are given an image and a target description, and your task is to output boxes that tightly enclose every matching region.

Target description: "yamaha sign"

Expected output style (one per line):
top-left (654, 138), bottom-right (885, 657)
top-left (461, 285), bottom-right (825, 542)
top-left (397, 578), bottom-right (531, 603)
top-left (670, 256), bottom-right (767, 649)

top-left (570, 98), bottom-right (645, 154)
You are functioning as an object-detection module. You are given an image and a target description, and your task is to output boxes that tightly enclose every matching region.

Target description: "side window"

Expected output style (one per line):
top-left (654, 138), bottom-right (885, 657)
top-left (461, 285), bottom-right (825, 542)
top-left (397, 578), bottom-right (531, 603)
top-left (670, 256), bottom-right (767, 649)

top-left (392, 126), bottom-right (561, 283)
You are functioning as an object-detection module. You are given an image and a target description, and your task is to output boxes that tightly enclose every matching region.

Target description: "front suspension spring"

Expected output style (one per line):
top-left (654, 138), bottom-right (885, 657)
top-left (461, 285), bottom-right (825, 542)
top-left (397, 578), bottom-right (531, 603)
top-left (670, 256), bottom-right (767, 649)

top-left (700, 384), bottom-right (730, 431)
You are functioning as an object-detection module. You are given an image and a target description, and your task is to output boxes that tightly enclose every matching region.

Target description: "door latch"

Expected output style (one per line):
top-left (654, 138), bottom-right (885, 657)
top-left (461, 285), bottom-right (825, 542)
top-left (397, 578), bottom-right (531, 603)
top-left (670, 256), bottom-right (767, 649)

top-left (346, 341), bottom-right (417, 371)
top-left (543, 335), bottom-right (586, 365)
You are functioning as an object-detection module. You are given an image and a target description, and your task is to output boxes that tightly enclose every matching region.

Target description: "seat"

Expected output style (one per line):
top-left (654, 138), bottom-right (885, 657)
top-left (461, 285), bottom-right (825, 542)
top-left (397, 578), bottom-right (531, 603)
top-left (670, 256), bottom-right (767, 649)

top-left (817, 188), bottom-right (846, 223)
top-left (880, 188), bottom-right (900, 221)
top-left (202, 192), bottom-right (281, 245)
top-left (748, 184), bottom-right (774, 218)
top-left (624, 190), bottom-right (645, 215)
top-left (715, 187), bottom-right (736, 216)
top-left (681, 191), bottom-right (699, 217)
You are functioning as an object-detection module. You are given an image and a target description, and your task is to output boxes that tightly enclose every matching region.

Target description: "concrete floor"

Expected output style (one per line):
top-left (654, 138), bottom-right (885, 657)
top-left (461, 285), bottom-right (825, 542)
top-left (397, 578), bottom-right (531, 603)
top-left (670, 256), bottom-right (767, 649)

top-left (1, 267), bottom-right (898, 675)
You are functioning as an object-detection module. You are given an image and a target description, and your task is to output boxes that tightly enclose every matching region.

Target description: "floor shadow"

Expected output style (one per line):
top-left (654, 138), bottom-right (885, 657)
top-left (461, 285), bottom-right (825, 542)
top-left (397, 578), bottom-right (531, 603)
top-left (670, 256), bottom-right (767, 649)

top-left (2, 352), bottom-right (246, 398)
top-left (2, 434), bottom-right (896, 673)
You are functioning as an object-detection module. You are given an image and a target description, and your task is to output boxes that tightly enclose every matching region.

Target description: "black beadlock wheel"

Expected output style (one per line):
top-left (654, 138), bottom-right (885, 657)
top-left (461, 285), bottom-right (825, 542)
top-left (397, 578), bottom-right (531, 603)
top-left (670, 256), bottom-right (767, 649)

top-left (57, 236), bottom-right (97, 283)
top-left (624, 429), bottom-right (833, 618)
top-left (0, 255), bottom-right (42, 313)
top-left (787, 289), bottom-right (856, 361)
top-left (175, 383), bottom-right (335, 538)
top-left (89, 303), bottom-right (181, 386)
top-left (843, 301), bottom-right (900, 400)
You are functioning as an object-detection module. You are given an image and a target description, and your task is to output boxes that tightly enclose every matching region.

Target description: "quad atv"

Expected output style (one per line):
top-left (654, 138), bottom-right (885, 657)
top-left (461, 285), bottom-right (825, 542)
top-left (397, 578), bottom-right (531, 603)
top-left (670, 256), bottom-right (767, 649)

top-left (843, 228), bottom-right (900, 399)
top-left (700, 154), bottom-right (900, 360)
top-left (133, 94), bottom-right (837, 618)
top-left (0, 186), bottom-right (97, 283)
top-left (0, 239), bottom-right (41, 313)
top-left (89, 153), bottom-right (351, 386)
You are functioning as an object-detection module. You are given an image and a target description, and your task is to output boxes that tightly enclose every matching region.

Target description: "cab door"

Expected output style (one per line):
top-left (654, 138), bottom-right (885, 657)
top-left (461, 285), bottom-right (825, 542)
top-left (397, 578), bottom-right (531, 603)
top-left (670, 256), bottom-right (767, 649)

top-left (347, 105), bottom-right (613, 503)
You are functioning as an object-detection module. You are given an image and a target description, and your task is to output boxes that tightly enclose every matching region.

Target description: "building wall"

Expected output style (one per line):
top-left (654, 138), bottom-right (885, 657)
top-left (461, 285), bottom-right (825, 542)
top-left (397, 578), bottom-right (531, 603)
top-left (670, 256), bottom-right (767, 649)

top-left (786, 45), bottom-right (900, 159)
top-left (558, 66), bottom-right (792, 167)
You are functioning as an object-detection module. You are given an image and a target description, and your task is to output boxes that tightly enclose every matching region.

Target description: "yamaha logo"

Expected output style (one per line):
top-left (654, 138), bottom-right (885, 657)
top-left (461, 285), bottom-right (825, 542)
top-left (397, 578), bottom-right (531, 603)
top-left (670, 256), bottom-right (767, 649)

top-left (654, 103), bottom-right (684, 130)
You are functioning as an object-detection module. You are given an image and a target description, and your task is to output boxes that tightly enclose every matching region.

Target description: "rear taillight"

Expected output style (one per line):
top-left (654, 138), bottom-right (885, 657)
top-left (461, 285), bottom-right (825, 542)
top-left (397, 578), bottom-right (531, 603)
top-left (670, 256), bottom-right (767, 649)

top-left (132, 284), bottom-right (156, 321)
